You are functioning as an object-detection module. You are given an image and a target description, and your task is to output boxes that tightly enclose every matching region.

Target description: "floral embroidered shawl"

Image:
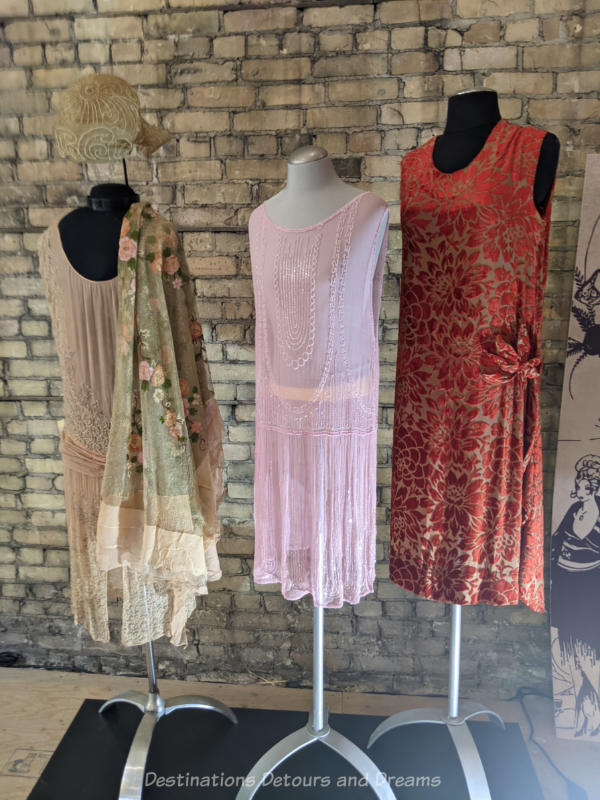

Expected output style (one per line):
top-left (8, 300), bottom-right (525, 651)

top-left (97, 201), bottom-right (225, 646)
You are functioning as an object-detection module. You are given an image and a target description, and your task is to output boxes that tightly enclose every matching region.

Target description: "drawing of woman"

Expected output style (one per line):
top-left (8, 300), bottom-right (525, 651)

top-left (551, 454), bottom-right (600, 736)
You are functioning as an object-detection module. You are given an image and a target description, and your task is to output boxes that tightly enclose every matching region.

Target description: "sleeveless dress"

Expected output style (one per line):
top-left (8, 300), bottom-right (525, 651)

top-left (249, 191), bottom-right (389, 607)
top-left (38, 219), bottom-right (202, 645)
top-left (390, 119), bottom-right (553, 612)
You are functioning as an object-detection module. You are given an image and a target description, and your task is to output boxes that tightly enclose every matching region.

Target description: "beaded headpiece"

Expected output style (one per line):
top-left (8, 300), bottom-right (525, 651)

top-left (54, 73), bottom-right (171, 163)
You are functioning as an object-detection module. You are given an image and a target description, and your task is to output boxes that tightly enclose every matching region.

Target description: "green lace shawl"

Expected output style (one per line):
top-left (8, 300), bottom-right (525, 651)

top-left (97, 201), bottom-right (225, 644)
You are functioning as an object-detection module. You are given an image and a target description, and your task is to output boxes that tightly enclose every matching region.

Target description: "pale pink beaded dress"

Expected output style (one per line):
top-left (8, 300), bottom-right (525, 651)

top-left (249, 191), bottom-right (389, 607)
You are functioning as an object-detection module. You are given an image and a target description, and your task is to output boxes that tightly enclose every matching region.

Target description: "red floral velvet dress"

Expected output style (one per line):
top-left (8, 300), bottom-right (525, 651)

top-left (390, 118), bottom-right (553, 612)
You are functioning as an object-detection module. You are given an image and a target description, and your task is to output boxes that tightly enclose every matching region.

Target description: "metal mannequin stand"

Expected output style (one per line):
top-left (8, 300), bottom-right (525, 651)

top-left (368, 604), bottom-right (504, 800)
top-left (99, 589), bottom-right (237, 800)
top-left (236, 606), bottom-right (396, 800)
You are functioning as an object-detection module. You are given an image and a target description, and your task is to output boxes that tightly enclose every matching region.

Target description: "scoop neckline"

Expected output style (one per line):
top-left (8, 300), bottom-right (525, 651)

top-left (260, 190), bottom-right (370, 232)
top-left (429, 117), bottom-right (506, 177)
top-left (52, 219), bottom-right (118, 285)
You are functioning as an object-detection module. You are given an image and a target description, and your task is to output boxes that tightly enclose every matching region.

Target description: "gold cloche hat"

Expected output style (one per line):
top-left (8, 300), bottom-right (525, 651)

top-left (54, 73), bottom-right (171, 163)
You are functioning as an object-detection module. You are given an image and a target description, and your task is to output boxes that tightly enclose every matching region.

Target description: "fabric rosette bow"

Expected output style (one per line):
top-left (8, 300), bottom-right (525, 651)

top-left (479, 322), bottom-right (541, 386)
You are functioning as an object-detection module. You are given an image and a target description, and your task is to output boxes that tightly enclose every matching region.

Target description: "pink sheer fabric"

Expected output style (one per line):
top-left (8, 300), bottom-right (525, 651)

top-left (249, 191), bottom-right (389, 606)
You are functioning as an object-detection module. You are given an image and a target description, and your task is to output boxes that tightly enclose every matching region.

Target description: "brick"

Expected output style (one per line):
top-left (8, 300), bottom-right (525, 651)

top-left (356, 29), bottom-right (389, 51)
top-left (226, 158), bottom-right (286, 180)
top-left (32, 67), bottom-right (88, 89)
top-left (524, 42), bottom-right (600, 68)
top-left (163, 111), bottom-right (229, 133)
top-left (110, 64), bottom-right (166, 86)
top-left (282, 32), bottom-right (315, 55)
top-left (505, 19), bottom-right (540, 42)
top-left (188, 85), bottom-right (254, 108)
top-left (557, 71), bottom-right (600, 94)
top-left (98, 0), bottom-right (163, 9)
top-left (582, 14), bottom-right (600, 37)
top-left (529, 98), bottom-right (600, 121)
top-left (242, 58), bottom-right (310, 82)
top-left (313, 54), bottom-right (387, 78)
top-left (319, 32), bottom-right (353, 52)
top-left (379, 1), bottom-right (420, 24)
top-left (33, 0), bottom-right (93, 10)
top-left (46, 549), bottom-right (69, 566)
top-left (0, 70), bottom-right (27, 91)
top-left (78, 42), bottom-right (110, 64)
top-left (484, 72), bottom-right (554, 95)
top-left (13, 45), bottom-right (43, 67)
top-left (391, 51), bottom-right (439, 74)
top-left (5, 19), bottom-right (71, 42)
top-left (157, 161), bottom-right (222, 182)
top-left (18, 566), bottom-right (68, 582)
top-left (146, 11), bottom-right (219, 37)
top-left (364, 156), bottom-right (402, 177)
top-left (213, 36), bottom-right (245, 59)
top-left (264, 86), bottom-right (325, 112)
top-left (349, 131), bottom-right (381, 152)
top-left (307, 105), bottom-right (376, 129)
top-left (247, 34), bottom-right (280, 58)
top-left (233, 109), bottom-right (301, 132)
top-left (187, 183), bottom-right (250, 207)
top-left (463, 46), bottom-right (518, 69)
top-left (464, 19), bottom-right (501, 43)
top-left (457, 0), bottom-right (529, 14)
top-left (111, 41), bottom-right (142, 63)
top-left (390, 26), bottom-right (426, 51)
top-left (0, 0), bottom-right (28, 14)
top-left (381, 100), bottom-right (443, 125)
top-left (224, 7), bottom-right (297, 33)
top-left (403, 75), bottom-right (444, 98)
top-left (534, 0), bottom-right (584, 10)
top-left (188, 256), bottom-right (237, 277)
top-left (0, 339), bottom-right (27, 358)
top-left (74, 16), bottom-right (142, 40)
top-left (328, 78), bottom-right (398, 103)
top-left (174, 37), bottom-right (210, 59)
top-left (419, 0), bottom-right (452, 19)
top-left (4, 277), bottom-right (46, 297)
top-left (0, 92), bottom-right (48, 114)
top-left (10, 360), bottom-right (60, 378)
top-left (17, 547), bottom-right (43, 565)
top-left (304, 4), bottom-right (373, 26)
top-left (172, 62), bottom-right (237, 85)
top-left (18, 161), bottom-right (82, 182)
top-left (45, 43), bottom-right (76, 66)
top-left (0, 565), bottom-right (16, 581)
top-left (0, 547), bottom-right (16, 564)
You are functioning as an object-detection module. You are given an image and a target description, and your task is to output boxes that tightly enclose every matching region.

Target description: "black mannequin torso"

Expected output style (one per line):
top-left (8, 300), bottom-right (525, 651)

top-left (58, 182), bottom-right (139, 281)
top-left (433, 90), bottom-right (559, 216)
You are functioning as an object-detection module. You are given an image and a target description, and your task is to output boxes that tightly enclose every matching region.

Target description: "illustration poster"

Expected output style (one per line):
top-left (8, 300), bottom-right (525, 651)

top-left (551, 154), bottom-right (600, 740)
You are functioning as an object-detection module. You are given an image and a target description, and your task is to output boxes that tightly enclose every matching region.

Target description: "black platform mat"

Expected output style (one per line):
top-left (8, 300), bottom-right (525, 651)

top-left (28, 699), bottom-right (542, 799)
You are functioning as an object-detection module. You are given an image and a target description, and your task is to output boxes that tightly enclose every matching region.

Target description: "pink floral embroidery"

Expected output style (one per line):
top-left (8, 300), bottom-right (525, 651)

top-left (151, 365), bottom-right (165, 387)
top-left (119, 236), bottom-right (137, 262)
top-left (172, 276), bottom-right (183, 289)
top-left (139, 360), bottom-right (153, 381)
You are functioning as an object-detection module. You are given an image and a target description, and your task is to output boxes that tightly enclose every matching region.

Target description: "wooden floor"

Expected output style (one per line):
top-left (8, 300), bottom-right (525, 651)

top-left (0, 667), bottom-right (598, 799)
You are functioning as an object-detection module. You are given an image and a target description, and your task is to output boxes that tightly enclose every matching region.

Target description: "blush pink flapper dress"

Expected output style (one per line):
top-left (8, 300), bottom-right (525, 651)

top-left (249, 191), bottom-right (390, 607)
